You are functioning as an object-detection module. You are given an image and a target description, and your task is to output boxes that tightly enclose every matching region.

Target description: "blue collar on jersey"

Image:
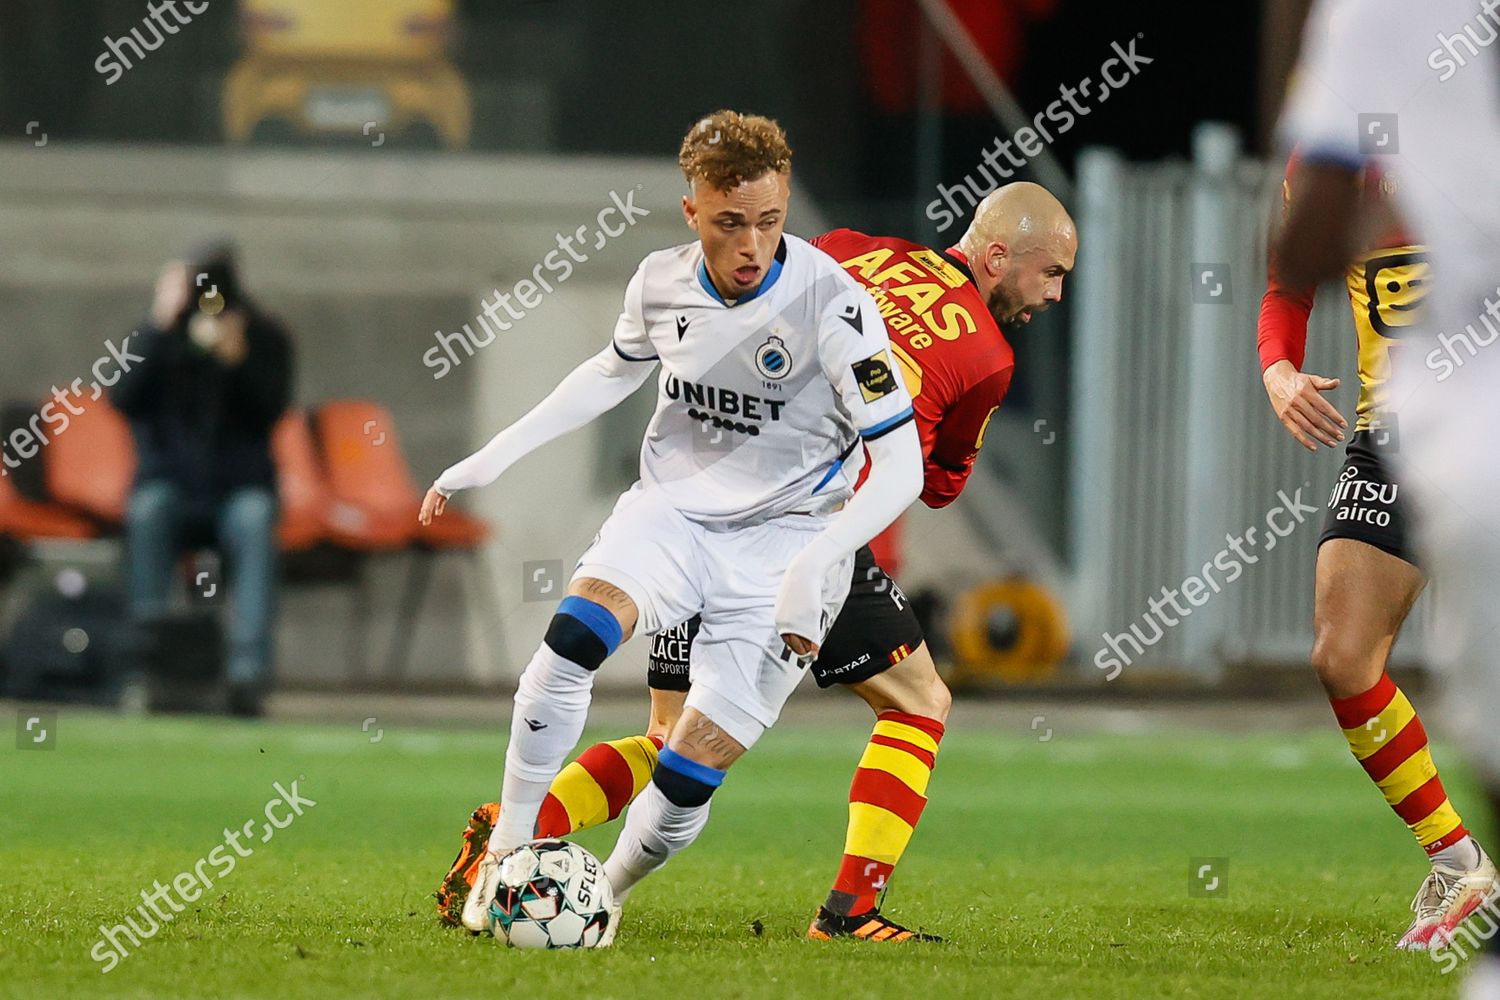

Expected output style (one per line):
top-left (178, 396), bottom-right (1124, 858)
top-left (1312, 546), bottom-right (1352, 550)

top-left (697, 237), bottom-right (788, 306)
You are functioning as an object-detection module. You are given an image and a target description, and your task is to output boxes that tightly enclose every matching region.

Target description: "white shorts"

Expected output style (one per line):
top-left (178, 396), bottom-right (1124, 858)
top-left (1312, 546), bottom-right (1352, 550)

top-left (574, 484), bottom-right (854, 748)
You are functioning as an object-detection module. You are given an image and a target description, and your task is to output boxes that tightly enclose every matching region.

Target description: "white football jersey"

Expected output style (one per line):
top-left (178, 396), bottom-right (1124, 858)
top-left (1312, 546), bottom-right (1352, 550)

top-left (608, 233), bottom-right (914, 525)
top-left (1279, 0), bottom-right (1500, 345)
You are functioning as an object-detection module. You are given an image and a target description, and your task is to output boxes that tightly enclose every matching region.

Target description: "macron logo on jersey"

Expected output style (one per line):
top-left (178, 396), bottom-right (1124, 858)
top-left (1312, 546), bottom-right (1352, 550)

top-left (837, 302), bottom-right (863, 333)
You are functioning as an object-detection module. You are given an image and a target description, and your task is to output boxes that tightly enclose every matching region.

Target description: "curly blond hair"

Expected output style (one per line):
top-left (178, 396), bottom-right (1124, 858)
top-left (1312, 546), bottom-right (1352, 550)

top-left (678, 110), bottom-right (792, 191)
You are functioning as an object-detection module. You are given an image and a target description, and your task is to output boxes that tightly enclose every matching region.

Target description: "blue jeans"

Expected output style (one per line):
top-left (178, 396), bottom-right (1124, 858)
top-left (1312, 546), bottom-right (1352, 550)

top-left (125, 481), bottom-right (279, 686)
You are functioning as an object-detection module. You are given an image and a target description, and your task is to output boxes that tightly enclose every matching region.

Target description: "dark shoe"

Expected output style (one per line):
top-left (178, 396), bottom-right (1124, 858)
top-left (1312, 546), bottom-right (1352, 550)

top-left (806, 905), bottom-right (942, 942)
top-left (435, 803), bottom-right (501, 928)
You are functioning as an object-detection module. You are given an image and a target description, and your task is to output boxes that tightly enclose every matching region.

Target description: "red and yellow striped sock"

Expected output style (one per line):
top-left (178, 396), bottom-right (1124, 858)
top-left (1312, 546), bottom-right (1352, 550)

top-left (534, 735), bottom-right (663, 838)
top-left (827, 711), bottom-right (945, 916)
top-left (1331, 673), bottom-right (1468, 855)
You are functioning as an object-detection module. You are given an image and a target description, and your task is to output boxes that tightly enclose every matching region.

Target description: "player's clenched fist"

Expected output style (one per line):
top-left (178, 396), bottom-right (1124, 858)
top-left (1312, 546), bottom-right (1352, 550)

top-left (782, 632), bottom-right (819, 657)
top-left (776, 540), bottom-right (839, 658)
top-left (1261, 359), bottom-right (1346, 452)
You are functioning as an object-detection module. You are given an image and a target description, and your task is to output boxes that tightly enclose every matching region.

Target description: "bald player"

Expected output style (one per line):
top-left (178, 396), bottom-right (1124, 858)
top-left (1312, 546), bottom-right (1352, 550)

top-left (438, 183), bottom-right (1077, 942)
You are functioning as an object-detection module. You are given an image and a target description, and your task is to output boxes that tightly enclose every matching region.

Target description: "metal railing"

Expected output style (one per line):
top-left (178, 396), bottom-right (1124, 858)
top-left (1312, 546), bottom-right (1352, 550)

top-left (1068, 124), bottom-right (1429, 675)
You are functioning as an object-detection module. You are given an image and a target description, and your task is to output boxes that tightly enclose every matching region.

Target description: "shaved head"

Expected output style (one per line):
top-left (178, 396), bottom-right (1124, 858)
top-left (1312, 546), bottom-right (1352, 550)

top-left (959, 181), bottom-right (1075, 258)
top-left (957, 182), bottom-right (1077, 332)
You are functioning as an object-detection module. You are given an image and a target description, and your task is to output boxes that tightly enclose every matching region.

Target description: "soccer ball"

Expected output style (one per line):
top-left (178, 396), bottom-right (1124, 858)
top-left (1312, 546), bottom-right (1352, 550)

top-left (487, 839), bottom-right (613, 949)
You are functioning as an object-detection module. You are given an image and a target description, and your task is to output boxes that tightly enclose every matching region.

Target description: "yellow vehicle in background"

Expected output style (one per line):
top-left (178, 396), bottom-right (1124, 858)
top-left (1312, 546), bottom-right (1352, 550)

top-left (223, 0), bottom-right (471, 148)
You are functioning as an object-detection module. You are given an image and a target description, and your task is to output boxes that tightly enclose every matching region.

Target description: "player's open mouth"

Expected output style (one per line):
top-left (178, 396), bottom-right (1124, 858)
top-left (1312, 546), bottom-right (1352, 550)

top-left (733, 266), bottom-right (761, 285)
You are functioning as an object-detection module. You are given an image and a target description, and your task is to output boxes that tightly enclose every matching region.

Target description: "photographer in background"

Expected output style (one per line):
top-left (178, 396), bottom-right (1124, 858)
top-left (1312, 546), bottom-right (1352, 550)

top-left (111, 242), bottom-right (293, 717)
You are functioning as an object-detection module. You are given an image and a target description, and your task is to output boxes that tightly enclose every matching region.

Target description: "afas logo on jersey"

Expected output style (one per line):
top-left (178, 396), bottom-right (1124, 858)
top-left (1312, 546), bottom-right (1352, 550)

top-left (852, 350), bottom-right (897, 403)
top-left (839, 248), bottom-right (979, 348)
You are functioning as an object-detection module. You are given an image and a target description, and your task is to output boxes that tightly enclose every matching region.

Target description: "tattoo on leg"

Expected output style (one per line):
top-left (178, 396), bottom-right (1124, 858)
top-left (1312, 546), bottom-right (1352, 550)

top-left (571, 578), bottom-right (636, 635)
top-left (573, 577), bottom-right (630, 607)
top-left (677, 714), bottom-right (742, 761)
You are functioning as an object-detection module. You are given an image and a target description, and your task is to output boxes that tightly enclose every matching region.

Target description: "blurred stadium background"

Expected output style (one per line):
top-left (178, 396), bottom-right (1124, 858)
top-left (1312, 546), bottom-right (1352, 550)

top-left (0, 0), bottom-right (1385, 702)
top-left (7, 3), bottom-right (1494, 999)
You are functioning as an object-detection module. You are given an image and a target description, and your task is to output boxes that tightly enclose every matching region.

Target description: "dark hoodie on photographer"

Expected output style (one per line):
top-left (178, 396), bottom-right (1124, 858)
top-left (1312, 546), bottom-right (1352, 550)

top-left (111, 268), bottom-right (293, 502)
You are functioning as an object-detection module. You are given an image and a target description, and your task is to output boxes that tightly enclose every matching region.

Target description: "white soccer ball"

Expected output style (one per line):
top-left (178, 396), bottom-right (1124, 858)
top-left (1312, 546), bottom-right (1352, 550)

top-left (487, 839), bottom-right (613, 949)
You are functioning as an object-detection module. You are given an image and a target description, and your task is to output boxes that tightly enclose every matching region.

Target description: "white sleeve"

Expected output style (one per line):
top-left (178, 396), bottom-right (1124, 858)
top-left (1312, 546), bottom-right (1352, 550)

top-left (1277, 0), bottom-right (1411, 167)
top-left (774, 421), bottom-right (923, 642)
top-left (817, 281), bottom-right (916, 440)
top-left (609, 259), bottom-right (658, 363)
top-left (773, 279), bottom-right (922, 641)
top-left (433, 267), bottom-right (657, 495)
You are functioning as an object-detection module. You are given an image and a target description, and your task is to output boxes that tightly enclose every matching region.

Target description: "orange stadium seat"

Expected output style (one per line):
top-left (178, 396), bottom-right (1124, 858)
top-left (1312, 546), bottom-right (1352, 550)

top-left (311, 399), bottom-right (494, 677)
top-left (0, 470), bottom-right (98, 542)
top-left (43, 394), bottom-right (135, 527)
top-left (313, 398), bottom-right (424, 550)
top-left (418, 496), bottom-right (490, 549)
top-left (312, 399), bottom-right (489, 551)
top-left (270, 410), bottom-right (332, 553)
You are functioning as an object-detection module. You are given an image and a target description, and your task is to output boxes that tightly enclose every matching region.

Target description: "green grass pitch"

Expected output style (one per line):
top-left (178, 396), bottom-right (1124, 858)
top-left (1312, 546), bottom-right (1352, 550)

top-left (1, 710), bottom-right (1487, 998)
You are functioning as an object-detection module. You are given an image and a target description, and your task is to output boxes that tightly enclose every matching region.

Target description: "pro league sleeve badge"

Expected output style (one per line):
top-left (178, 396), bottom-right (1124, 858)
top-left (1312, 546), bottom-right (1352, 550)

top-left (852, 351), bottom-right (897, 403)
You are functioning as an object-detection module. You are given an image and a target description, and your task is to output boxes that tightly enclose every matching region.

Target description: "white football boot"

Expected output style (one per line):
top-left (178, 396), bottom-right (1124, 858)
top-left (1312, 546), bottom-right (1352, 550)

top-left (460, 849), bottom-right (505, 933)
top-left (1398, 845), bottom-right (1498, 951)
top-left (1435, 849), bottom-right (1499, 948)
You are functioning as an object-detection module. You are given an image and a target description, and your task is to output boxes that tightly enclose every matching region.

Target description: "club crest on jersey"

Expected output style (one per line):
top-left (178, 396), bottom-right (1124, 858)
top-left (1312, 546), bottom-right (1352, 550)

top-left (755, 336), bottom-right (793, 380)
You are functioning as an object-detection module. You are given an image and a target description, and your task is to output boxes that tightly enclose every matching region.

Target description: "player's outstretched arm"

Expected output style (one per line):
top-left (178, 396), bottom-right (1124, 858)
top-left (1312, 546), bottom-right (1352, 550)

top-left (422, 261), bottom-right (657, 523)
top-left (1256, 159), bottom-right (1346, 453)
top-left (776, 420), bottom-right (923, 654)
top-left (1261, 360), bottom-right (1344, 452)
top-left (418, 345), bottom-right (655, 522)
top-left (1259, 218), bottom-right (1345, 451)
